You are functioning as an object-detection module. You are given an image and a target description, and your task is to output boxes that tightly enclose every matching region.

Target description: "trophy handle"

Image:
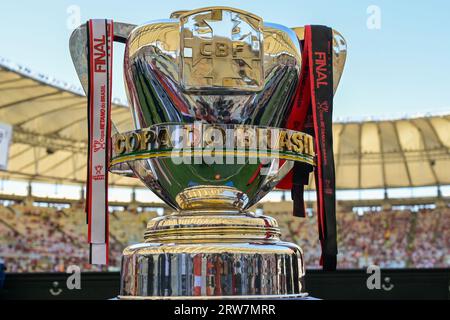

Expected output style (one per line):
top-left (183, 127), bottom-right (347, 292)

top-left (291, 27), bottom-right (347, 94)
top-left (69, 22), bottom-right (137, 177)
top-left (70, 21), bottom-right (180, 207)
top-left (69, 22), bottom-right (136, 94)
top-left (253, 27), bottom-right (347, 202)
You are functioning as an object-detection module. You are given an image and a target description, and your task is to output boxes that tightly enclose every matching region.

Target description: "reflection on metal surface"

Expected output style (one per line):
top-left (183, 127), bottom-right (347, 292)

top-left (120, 241), bottom-right (305, 298)
top-left (69, 21), bottom-right (137, 92)
top-left (179, 8), bottom-right (264, 92)
top-left (109, 123), bottom-right (316, 180)
top-left (123, 7), bottom-right (302, 210)
top-left (119, 206), bottom-right (306, 298)
top-left (69, 6), bottom-right (347, 299)
top-left (174, 186), bottom-right (250, 210)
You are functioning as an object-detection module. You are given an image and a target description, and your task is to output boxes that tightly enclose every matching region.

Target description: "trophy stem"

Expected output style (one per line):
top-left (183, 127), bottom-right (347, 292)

top-left (119, 210), bottom-right (307, 299)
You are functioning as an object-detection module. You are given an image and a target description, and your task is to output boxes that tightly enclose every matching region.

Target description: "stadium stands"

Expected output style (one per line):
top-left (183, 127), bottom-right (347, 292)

top-left (1, 202), bottom-right (448, 272)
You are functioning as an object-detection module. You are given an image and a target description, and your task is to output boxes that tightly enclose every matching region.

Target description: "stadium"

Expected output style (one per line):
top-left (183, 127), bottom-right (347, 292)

top-left (0, 2), bottom-right (449, 303)
top-left (0, 58), bottom-right (448, 299)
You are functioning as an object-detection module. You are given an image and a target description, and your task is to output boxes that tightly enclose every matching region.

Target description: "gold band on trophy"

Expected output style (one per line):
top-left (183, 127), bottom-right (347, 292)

top-left (110, 123), bottom-right (316, 168)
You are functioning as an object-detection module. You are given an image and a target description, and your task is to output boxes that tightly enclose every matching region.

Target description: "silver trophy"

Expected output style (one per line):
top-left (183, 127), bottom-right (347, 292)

top-left (70, 6), bottom-right (346, 299)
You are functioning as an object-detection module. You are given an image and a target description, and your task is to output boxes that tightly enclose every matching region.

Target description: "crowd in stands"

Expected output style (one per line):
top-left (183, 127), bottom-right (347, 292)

top-left (0, 203), bottom-right (449, 272)
top-left (410, 209), bottom-right (450, 268)
top-left (0, 204), bottom-right (156, 272)
top-left (267, 207), bottom-right (448, 269)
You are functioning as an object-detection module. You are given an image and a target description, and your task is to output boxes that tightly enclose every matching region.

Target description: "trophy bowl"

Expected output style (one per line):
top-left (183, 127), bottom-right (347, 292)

top-left (120, 7), bottom-right (303, 211)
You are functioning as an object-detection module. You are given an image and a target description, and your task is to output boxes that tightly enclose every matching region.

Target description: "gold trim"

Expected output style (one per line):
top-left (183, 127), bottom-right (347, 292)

top-left (110, 124), bottom-right (316, 170)
top-left (111, 150), bottom-right (314, 166)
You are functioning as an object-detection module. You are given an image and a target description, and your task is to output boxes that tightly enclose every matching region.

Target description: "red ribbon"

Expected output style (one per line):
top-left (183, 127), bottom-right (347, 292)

top-left (278, 25), bottom-right (337, 270)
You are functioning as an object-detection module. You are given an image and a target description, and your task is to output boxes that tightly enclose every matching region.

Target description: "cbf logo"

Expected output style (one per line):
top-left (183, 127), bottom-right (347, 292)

top-left (366, 265), bottom-right (394, 291)
top-left (180, 8), bottom-right (263, 91)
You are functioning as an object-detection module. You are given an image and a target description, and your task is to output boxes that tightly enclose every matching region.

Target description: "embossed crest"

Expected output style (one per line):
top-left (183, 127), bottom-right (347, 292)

top-left (179, 7), bottom-right (264, 92)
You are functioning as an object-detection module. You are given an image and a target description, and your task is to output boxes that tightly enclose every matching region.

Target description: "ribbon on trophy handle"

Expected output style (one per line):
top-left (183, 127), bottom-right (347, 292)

top-left (86, 19), bottom-right (113, 265)
top-left (278, 25), bottom-right (337, 271)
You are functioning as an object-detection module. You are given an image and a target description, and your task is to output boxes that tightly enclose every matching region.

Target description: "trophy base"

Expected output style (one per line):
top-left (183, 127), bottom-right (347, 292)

top-left (117, 293), bottom-right (309, 300)
top-left (119, 210), bottom-right (306, 299)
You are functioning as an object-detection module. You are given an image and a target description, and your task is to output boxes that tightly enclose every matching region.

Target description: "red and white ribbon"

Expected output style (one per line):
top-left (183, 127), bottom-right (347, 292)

top-left (86, 19), bottom-right (113, 265)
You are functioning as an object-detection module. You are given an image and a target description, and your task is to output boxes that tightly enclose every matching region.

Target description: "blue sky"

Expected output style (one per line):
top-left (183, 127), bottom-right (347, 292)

top-left (1, 0), bottom-right (449, 119)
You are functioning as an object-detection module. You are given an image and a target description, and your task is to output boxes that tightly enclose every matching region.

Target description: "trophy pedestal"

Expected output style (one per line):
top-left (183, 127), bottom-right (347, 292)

top-left (119, 210), bottom-right (307, 299)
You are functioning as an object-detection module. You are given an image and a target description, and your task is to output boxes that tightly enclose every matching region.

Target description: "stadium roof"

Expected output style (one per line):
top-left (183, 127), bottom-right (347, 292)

top-left (1, 59), bottom-right (449, 190)
top-left (0, 59), bottom-right (136, 187)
